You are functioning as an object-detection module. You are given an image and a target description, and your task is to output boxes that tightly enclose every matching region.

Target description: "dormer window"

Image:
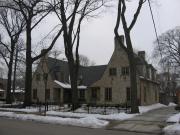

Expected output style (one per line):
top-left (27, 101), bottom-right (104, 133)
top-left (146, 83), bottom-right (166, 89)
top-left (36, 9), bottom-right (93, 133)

top-left (36, 73), bottom-right (41, 81)
top-left (109, 68), bottom-right (117, 76)
top-left (122, 67), bottom-right (129, 75)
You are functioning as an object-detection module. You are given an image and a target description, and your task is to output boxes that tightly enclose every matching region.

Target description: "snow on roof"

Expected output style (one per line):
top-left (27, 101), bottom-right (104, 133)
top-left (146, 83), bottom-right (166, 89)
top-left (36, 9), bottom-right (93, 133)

top-left (0, 89), bottom-right (5, 92)
top-left (54, 80), bottom-right (87, 89)
top-left (11, 89), bottom-right (25, 93)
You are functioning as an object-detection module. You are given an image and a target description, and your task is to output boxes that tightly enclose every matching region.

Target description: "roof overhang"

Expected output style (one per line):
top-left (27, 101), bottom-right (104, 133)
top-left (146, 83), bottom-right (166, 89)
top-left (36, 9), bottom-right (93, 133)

top-left (54, 80), bottom-right (87, 89)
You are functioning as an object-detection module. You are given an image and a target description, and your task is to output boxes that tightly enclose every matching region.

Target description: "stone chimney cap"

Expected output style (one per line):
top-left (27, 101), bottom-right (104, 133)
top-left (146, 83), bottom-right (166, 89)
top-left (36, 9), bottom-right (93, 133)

top-left (138, 51), bottom-right (145, 59)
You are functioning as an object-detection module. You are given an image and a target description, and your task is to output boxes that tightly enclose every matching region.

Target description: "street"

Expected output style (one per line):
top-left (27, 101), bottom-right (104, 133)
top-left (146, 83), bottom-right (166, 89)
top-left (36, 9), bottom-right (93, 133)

top-left (0, 117), bottom-right (151, 135)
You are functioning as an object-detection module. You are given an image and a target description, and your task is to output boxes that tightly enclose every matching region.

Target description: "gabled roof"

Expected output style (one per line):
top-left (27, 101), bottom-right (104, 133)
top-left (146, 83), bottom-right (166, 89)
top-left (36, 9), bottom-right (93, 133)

top-left (47, 57), bottom-right (107, 86)
top-left (79, 65), bottom-right (107, 86)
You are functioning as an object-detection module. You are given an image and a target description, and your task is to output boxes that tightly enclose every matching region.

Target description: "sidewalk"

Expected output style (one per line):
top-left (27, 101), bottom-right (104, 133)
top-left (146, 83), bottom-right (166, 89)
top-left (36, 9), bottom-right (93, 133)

top-left (107, 107), bottom-right (178, 134)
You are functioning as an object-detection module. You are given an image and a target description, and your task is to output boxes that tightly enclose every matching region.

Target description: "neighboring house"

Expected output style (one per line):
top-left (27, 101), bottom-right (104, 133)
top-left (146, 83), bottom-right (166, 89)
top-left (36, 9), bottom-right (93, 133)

top-left (157, 72), bottom-right (179, 104)
top-left (0, 78), bottom-right (7, 100)
top-left (175, 77), bottom-right (180, 105)
top-left (32, 36), bottom-right (160, 106)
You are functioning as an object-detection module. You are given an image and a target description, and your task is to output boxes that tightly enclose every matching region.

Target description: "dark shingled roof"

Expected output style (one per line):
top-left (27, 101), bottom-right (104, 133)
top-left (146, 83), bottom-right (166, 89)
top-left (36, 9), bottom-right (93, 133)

top-left (47, 57), bottom-right (107, 86)
top-left (79, 65), bottom-right (107, 86)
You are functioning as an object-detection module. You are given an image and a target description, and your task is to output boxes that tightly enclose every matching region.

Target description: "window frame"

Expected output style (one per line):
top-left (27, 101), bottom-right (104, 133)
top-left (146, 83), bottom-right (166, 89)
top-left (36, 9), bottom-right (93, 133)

top-left (105, 87), bottom-right (112, 101)
top-left (121, 67), bottom-right (129, 76)
top-left (109, 68), bottom-right (117, 76)
top-left (46, 89), bottom-right (50, 100)
top-left (33, 89), bottom-right (37, 99)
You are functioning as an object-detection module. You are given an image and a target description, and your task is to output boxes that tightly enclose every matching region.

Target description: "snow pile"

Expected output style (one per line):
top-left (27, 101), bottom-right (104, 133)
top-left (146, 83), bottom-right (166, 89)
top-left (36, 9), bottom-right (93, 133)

top-left (47, 111), bottom-right (137, 121)
top-left (78, 116), bottom-right (108, 128)
top-left (168, 102), bottom-right (177, 107)
top-left (0, 107), bottom-right (38, 113)
top-left (0, 88), bottom-right (5, 92)
top-left (97, 113), bottom-right (137, 120)
top-left (167, 113), bottom-right (180, 123)
top-left (164, 110), bottom-right (180, 135)
top-left (139, 103), bottom-right (167, 114)
top-left (163, 124), bottom-right (180, 135)
top-left (0, 111), bottom-right (108, 128)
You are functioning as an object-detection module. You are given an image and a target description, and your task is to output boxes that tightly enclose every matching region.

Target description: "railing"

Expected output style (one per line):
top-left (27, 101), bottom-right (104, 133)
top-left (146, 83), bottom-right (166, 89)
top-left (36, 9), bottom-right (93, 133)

top-left (0, 101), bottom-right (131, 115)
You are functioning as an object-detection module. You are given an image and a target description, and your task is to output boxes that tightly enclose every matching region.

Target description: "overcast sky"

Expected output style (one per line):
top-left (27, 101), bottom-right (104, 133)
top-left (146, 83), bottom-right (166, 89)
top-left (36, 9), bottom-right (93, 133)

top-left (33, 0), bottom-right (180, 67)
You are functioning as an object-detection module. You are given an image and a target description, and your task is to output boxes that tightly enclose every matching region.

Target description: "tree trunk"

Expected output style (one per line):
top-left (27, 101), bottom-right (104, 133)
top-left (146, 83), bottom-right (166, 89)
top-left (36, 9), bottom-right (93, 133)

top-left (12, 46), bottom-right (18, 101)
top-left (24, 24), bottom-right (32, 107)
top-left (68, 59), bottom-right (79, 111)
top-left (125, 33), bottom-right (139, 113)
top-left (6, 41), bottom-right (15, 104)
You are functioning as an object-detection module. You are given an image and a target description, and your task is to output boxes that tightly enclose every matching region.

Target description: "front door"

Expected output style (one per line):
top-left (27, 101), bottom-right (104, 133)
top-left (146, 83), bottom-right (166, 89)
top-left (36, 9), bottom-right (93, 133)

top-left (63, 89), bottom-right (72, 103)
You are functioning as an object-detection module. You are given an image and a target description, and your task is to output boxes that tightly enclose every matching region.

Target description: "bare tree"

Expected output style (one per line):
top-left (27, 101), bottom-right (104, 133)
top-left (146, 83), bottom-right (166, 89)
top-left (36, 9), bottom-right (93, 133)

top-left (79, 54), bottom-right (95, 67)
top-left (0, 0), bottom-right (63, 106)
top-left (114, 0), bottom-right (146, 113)
top-left (0, 7), bottom-right (25, 104)
top-left (153, 27), bottom-right (180, 68)
top-left (53, 0), bottom-right (106, 110)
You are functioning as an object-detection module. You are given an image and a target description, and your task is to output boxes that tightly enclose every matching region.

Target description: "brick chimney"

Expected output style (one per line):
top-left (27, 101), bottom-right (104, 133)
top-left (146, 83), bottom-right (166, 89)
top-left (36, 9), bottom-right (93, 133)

top-left (41, 49), bottom-right (48, 61)
top-left (114, 35), bottom-right (124, 51)
top-left (138, 51), bottom-right (145, 60)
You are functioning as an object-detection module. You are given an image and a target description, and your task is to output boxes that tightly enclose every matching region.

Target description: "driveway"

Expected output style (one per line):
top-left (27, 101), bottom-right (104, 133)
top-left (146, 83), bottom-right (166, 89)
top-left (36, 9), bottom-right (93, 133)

top-left (108, 106), bottom-right (178, 135)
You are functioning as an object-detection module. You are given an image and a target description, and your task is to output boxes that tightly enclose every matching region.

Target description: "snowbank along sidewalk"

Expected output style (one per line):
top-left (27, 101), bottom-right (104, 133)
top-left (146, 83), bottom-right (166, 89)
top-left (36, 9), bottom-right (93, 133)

top-left (163, 103), bottom-right (180, 135)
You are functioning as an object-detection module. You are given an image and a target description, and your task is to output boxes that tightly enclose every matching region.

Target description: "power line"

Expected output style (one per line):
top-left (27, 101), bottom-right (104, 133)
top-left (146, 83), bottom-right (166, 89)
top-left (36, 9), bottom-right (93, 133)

top-left (147, 0), bottom-right (163, 59)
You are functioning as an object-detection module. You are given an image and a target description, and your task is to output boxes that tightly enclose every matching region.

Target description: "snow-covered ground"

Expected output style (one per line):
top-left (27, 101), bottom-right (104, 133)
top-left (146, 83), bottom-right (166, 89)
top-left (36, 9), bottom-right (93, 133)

top-left (75, 107), bottom-right (129, 114)
top-left (47, 111), bottom-right (137, 121)
top-left (47, 103), bottom-right (167, 120)
top-left (0, 111), bottom-right (108, 128)
top-left (163, 124), bottom-right (180, 135)
top-left (0, 103), bottom-right (169, 128)
top-left (168, 102), bottom-right (177, 107)
top-left (0, 107), bottom-right (38, 113)
top-left (163, 106), bottom-right (180, 135)
top-left (138, 103), bottom-right (166, 114)
top-left (0, 101), bottom-right (5, 104)
top-left (167, 113), bottom-right (180, 123)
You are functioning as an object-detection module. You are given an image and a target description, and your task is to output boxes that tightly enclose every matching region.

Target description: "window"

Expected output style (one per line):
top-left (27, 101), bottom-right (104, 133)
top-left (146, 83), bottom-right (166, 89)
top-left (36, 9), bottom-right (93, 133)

top-left (92, 88), bottom-right (97, 99)
top-left (121, 67), bottom-right (129, 75)
top-left (79, 90), bottom-right (85, 100)
top-left (155, 89), bottom-right (158, 101)
top-left (36, 73), bottom-right (41, 81)
top-left (33, 89), bottom-right (37, 99)
top-left (43, 73), bottom-right (48, 80)
top-left (144, 87), bottom-right (146, 102)
top-left (109, 68), bottom-right (117, 76)
top-left (60, 72), bottom-right (64, 82)
top-left (46, 89), bottom-right (50, 100)
top-left (126, 87), bottom-right (131, 101)
top-left (0, 92), bottom-right (4, 97)
top-left (91, 87), bottom-right (100, 100)
top-left (105, 88), bottom-right (112, 101)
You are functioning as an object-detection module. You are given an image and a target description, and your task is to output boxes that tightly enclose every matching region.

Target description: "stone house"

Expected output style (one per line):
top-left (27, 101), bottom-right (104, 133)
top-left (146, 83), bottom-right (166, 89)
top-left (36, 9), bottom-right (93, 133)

top-left (0, 78), bottom-right (7, 100)
top-left (32, 36), bottom-right (160, 106)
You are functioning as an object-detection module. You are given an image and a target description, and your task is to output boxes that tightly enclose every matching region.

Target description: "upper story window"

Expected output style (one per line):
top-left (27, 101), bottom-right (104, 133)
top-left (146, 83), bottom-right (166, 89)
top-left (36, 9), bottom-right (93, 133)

top-left (121, 67), bottom-right (129, 75)
top-left (36, 73), bottom-right (41, 81)
top-left (109, 68), bottom-right (117, 76)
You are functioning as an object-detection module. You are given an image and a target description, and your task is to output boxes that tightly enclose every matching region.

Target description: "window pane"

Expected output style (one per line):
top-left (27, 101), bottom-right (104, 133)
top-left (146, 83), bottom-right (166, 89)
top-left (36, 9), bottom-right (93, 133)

top-left (105, 88), bottom-right (112, 101)
top-left (109, 68), bottom-right (116, 76)
top-left (46, 89), bottom-right (50, 100)
top-left (126, 87), bottom-right (131, 101)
